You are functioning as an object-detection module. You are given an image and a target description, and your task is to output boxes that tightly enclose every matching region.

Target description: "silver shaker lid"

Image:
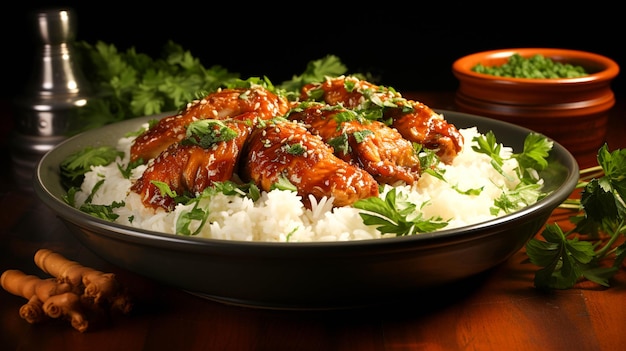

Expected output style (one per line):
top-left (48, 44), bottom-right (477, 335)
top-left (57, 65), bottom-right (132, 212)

top-left (14, 8), bottom-right (91, 139)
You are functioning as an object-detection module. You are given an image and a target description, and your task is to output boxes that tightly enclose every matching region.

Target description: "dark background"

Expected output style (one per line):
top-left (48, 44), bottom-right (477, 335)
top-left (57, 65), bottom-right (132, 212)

top-left (3, 2), bottom-right (624, 102)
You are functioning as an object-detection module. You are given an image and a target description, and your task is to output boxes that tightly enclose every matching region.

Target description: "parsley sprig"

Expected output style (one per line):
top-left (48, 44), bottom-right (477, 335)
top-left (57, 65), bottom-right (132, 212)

top-left (71, 40), bottom-right (352, 135)
top-left (353, 188), bottom-right (449, 236)
top-left (472, 131), bottom-right (551, 215)
top-left (59, 146), bottom-right (123, 189)
top-left (525, 145), bottom-right (626, 289)
top-left (73, 40), bottom-right (241, 134)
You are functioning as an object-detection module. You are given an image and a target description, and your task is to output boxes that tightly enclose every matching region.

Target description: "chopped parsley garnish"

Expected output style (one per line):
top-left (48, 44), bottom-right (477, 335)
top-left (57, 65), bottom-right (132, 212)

top-left (353, 130), bottom-right (374, 143)
top-left (62, 178), bottom-right (124, 222)
top-left (418, 147), bottom-right (445, 181)
top-left (326, 130), bottom-right (374, 156)
top-left (270, 175), bottom-right (298, 192)
top-left (284, 143), bottom-right (307, 156)
top-left (79, 201), bottom-right (124, 221)
top-left (151, 180), bottom-right (178, 199)
top-left (327, 133), bottom-right (350, 155)
top-left (149, 180), bottom-right (193, 205)
top-left (181, 119), bottom-right (239, 148)
top-left (176, 204), bottom-right (208, 236)
top-left (117, 158), bottom-right (144, 179)
top-left (175, 181), bottom-right (262, 235)
top-left (211, 181), bottom-right (261, 202)
top-left (332, 110), bottom-right (361, 124)
top-left (491, 183), bottom-right (543, 215)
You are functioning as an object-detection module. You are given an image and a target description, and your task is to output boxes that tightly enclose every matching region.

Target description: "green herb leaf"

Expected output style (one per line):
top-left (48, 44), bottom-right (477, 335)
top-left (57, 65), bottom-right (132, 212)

top-left (270, 175), bottom-right (297, 192)
top-left (327, 133), bottom-right (351, 155)
top-left (472, 131), bottom-right (503, 162)
top-left (283, 143), bottom-right (307, 156)
top-left (353, 188), bottom-right (449, 236)
top-left (151, 180), bottom-right (178, 198)
top-left (176, 206), bottom-right (208, 236)
top-left (515, 133), bottom-right (553, 171)
top-left (117, 158), bottom-right (144, 179)
top-left (278, 55), bottom-right (348, 96)
top-left (79, 201), bottom-right (125, 222)
top-left (209, 180), bottom-right (261, 202)
top-left (60, 146), bottom-right (123, 189)
top-left (182, 119), bottom-right (238, 148)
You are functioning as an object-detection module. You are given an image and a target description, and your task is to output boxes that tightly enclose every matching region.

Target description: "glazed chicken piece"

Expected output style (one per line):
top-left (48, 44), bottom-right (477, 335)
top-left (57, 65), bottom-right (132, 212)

top-left (130, 116), bottom-right (255, 211)
top-left (130, 85), bottom-right (291, 163)
top-left (287, 102), bottom-right (421, 185)
top-left (300, 76), bottom-right (463, 164)
top-left (384, 105), bottom-right (464, 164)
top-left (242, 119), bottom-right (379, 208)
top-left (300, 75), bottom-right (382, 107)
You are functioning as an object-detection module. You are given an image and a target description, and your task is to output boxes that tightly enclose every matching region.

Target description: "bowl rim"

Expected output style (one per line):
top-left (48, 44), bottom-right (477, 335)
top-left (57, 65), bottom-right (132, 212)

top-left (452, 47), bottom-right (620, 84)
top-left (33, 110), bottom-right (580, 254)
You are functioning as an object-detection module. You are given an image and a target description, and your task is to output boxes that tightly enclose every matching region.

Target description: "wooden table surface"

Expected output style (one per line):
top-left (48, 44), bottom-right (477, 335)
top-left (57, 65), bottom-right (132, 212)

top-left (1, 91), bottom-right (625, 351)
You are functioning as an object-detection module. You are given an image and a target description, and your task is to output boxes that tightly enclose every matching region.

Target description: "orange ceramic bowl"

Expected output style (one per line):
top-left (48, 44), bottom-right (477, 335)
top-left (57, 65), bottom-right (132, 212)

top-left (452, 48), bottom-right (619, 161)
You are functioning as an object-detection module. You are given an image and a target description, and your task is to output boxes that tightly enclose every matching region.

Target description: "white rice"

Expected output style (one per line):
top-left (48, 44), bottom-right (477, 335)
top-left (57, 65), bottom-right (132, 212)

top-left (73, 124), bottom-right (540, 242)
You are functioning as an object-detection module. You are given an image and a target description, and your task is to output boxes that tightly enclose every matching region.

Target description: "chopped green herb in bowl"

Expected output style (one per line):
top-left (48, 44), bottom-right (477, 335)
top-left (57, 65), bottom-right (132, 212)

top-left (471, 53), bottom-right (588, 79)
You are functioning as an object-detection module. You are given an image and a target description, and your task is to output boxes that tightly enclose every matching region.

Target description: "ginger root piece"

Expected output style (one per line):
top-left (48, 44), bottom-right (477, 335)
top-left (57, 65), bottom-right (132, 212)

top-left (34, 248), bottom-right (132, 313)
top-left (1, 249), bottom-right (133, 332)
top-left (1, 270), bottom-right (50, 323)
top-left (43, 292), bottom-right (89, 333)
top-left (1, 269), bottom-right (88, 332)
top-left (19, 296), bottom-right (45, 324)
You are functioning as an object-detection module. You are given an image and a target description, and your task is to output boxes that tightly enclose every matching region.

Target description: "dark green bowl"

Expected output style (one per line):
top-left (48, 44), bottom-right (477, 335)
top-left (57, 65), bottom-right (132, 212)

top-left (33, 110), bottom-right (579, 309)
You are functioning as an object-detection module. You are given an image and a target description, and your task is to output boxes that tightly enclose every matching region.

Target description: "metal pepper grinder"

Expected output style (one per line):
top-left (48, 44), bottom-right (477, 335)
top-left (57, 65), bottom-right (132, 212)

top-left (11, 8), bottom-right (91, 188)
top-left (12, 8), bottom-right (91, 151)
